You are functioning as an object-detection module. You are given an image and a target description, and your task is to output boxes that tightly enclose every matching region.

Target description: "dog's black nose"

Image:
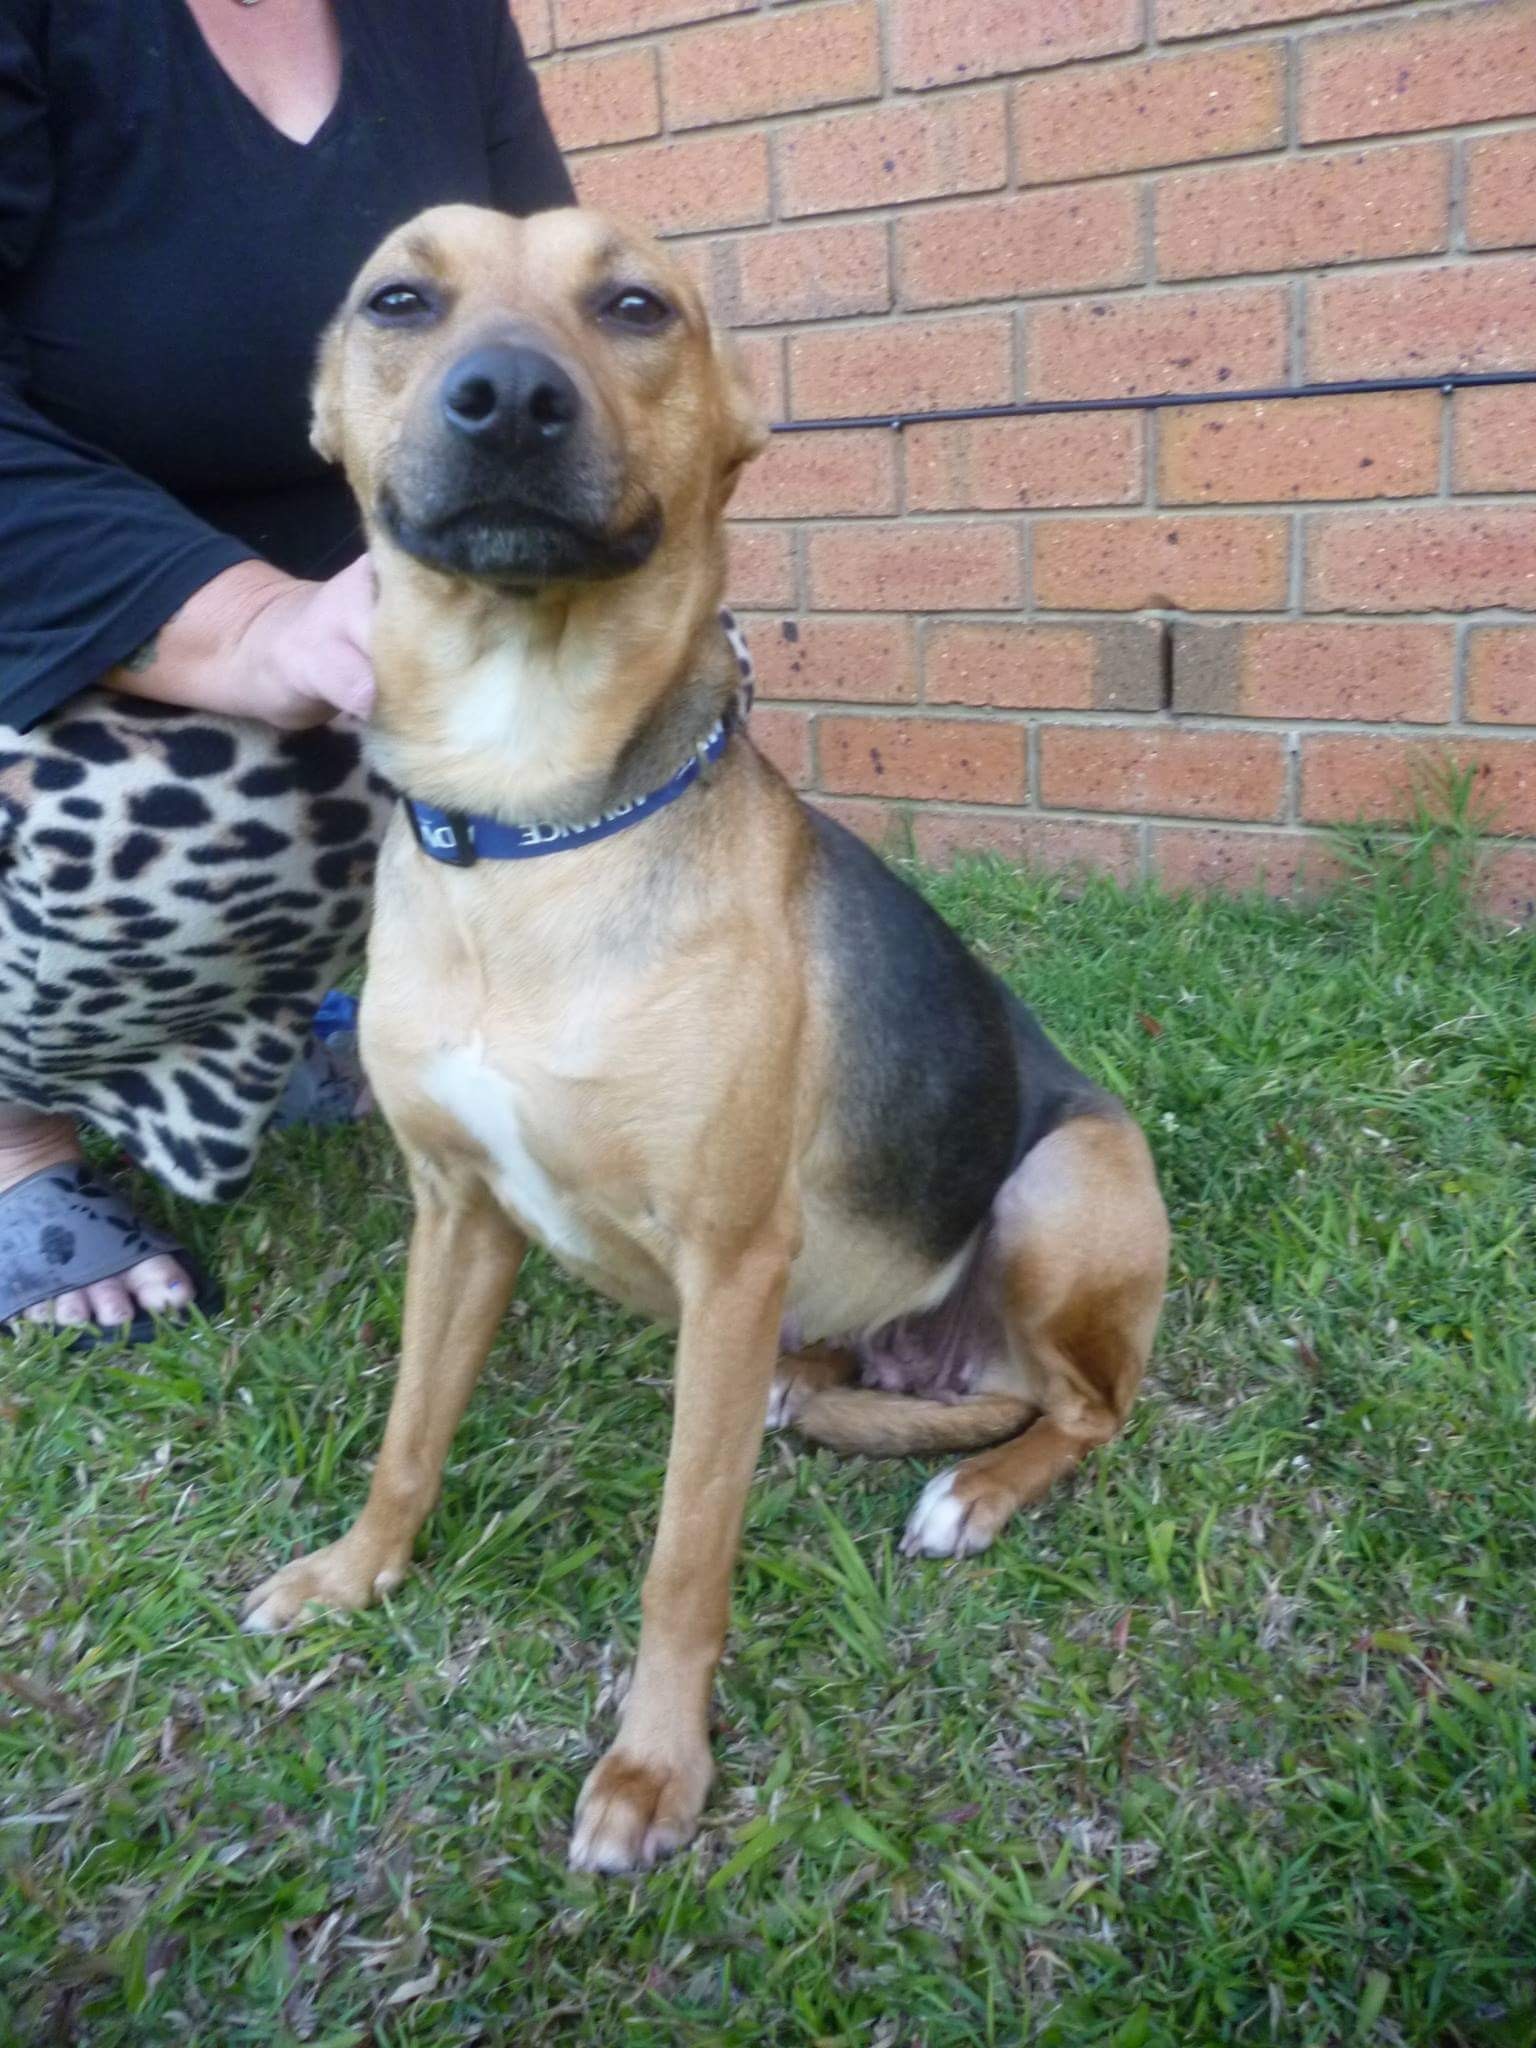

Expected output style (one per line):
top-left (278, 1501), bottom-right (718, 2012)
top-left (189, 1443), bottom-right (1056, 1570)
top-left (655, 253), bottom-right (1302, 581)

top-left (440, 344), bottom-right (580, 451)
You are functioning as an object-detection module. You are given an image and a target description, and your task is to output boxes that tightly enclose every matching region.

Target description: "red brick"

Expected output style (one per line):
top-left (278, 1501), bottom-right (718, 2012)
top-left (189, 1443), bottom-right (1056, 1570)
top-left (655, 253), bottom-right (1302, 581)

top-left (1034, 515), bottom-right (1289, 612)
top-left (1467, 628), bottom-right (1536, 725)
top-left (663, 2), bottom-right (880, 130)
top-left (907, 414), bottom-right (1144, 513)
top-left (789, 316), bottom-right (1013, 421)
top-left (572, 132), bottom-right (769, 234)
top-left (722, 223), bottom-right (890, 327)
top-left (730, 431), bottom-right (897, 521)
top-left (913, 812), bottom-right (1142, 884)
top-left (751, 707), bottom-right (813, 789)
top-left (516, 0), bottom-right (555, 61)
top-left (1301, 735), bottom-right (1536, 834)
top-left (900, 185), bottom-right (1142, 310)
top-left (892, 0), bottom-right (1141, 91)
top-left (1159, 0), bottom-right (1407, 37)
top-left (734, 333), bottom-right (785, 422)
top-left (1156, 144), bottom-right (1449, 283)
top-left (745, 616), bottom-right (918, 703)
top-left (1151, 827), bottom-right (1347, 897)
top-left (538, 48), bottom-right (659, 151)
top-left (668, 238), bottom-right (716, 304)
top-left (1306, 508), bottom-right (1536, 612)
top-left (1466, 131), bottom-right (1536, 251)
top-left (1479, 846), bottom-right (1536, 923)
top-left (1308, 257), bottom-right (1536, 380)
top-left (925, 621), bottom-right (1163, 711)
top-left (820, 716), bottom-right (1026, 803)
top-left (809, 796), bottom-right (903, 850)
top-left (727, 526), bottom-right (796, 609)
top-left (1159, 392), bottom-right (1440, 505)
top-left (1172, 621), bottom-right (1454, 722)
top-left (1041, 727), bottom-right (1287, 822)
top-left (1029, 286), bottom-right (1288, 402)
top-left (808, 522), bottom-right (1021, 611)
top-left (667, 238), bottom-right (724, 304)
top-left (1015, 46), bottom-right (1284, 186)
top-left (778, 94), bottom-right (1007, 220)
top-left (557, 0), bottom-right (751, 49)
top-left (1453, 387), bottom-right (1536, 494)
top-left (1301, 1), bottom-right (1536, 144)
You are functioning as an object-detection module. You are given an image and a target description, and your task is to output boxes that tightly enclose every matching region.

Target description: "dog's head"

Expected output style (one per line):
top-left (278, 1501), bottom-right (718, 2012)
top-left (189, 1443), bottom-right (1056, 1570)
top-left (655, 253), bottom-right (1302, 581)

top-left (313, 204), bottom-right (766, 591)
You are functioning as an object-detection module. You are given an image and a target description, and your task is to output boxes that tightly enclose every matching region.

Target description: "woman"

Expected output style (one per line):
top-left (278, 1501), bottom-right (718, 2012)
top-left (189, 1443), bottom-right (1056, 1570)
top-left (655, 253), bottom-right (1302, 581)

top-left (0, 0), bottom-right (572, 1337)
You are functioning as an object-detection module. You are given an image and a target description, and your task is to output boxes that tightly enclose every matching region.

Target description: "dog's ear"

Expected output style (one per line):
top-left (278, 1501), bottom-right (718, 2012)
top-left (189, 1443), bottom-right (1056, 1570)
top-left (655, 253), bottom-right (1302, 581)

top-left (714, 329), bottom-right (769, 507)
top-left (309, 314), bottom-right (347, 465)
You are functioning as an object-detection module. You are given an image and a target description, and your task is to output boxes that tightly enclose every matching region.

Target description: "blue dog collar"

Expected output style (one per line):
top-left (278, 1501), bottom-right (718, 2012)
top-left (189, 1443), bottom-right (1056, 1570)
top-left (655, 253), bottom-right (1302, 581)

top-left (404, 609), bottom-right (755, 868)
top-left (406, 714), bottom-right (732, 866)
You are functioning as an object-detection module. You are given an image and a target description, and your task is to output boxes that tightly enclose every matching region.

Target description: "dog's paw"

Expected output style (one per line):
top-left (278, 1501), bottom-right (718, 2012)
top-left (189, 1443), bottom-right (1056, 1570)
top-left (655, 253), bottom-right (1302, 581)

top-left (242, 1536), bottom-right (408, 1634)
top-left (765, 1372), bottom-right (802, 1431)
top-left (767, 1349), bottom-right (854, 1432)
top-left (568, 1744), bottom-right (712, 1875)
top-left (899, 1469), bottom-right (1009, 1559)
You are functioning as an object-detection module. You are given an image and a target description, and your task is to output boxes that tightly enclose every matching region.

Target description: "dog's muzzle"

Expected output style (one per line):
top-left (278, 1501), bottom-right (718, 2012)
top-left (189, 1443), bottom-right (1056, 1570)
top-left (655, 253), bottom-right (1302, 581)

top-left (382, 339), bottom-right (663, 589)
top-left (379, 343), bottom-right (662, 588)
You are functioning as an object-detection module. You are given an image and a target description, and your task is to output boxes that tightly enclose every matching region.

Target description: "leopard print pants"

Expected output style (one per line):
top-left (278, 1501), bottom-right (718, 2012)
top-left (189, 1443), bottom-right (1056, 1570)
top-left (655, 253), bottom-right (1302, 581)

top-left (0, 691), bottom-right (392, 1202)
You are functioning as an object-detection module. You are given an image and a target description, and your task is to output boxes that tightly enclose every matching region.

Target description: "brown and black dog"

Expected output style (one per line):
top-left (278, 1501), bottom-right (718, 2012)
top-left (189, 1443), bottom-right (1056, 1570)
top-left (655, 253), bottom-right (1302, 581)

top-left (243, 205), bottom-right (1170, 1874)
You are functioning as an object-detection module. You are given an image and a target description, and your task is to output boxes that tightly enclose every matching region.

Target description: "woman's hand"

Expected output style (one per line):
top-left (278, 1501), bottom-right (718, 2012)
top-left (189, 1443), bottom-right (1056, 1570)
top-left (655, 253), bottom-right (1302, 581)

top-left (232, 555), bottom-right (377, 728)
top-left (108, 555), bottom-right (377, 728)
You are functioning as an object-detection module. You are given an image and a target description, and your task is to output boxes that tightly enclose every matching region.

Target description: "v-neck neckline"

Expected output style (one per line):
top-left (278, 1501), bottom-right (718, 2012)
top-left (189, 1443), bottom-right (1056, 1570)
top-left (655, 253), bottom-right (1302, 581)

top-left (174, 0), bottom-right (352, 155)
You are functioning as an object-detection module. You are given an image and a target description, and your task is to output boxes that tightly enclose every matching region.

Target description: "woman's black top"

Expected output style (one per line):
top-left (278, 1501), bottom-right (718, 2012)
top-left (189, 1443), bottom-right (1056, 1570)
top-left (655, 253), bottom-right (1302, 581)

top-left (0, 0), bottom-right (573, 729)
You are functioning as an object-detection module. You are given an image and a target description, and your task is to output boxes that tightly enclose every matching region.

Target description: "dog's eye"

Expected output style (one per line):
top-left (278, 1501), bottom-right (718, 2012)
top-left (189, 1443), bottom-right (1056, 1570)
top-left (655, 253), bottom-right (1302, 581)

top-left (365, 282), bottom-right (436, 324)
top-left (602, 287), bottom-right (673, 332)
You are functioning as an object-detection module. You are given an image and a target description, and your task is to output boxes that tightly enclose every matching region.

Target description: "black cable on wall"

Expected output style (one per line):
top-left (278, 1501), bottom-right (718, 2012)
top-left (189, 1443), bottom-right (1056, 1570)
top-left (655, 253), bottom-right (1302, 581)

top-left (769, 366), bottom-right (1536, 436)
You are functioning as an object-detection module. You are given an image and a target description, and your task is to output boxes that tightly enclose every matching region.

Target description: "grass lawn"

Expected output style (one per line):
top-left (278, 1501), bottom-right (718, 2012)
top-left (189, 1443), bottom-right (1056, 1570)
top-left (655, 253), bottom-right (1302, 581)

top-left (2, 822), bottom-right (1533, 2047)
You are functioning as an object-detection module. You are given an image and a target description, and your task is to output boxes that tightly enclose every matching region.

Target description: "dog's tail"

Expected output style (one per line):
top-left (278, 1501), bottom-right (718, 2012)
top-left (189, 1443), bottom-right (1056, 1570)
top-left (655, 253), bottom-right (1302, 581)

top-left (793, 1387), bottom-right (1035, 1457)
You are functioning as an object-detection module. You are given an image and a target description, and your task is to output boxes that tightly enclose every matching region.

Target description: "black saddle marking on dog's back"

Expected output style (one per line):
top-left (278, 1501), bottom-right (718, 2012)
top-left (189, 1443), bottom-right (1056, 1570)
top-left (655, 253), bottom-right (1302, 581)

top-left (807, 809), bottom-right (1105, 1267)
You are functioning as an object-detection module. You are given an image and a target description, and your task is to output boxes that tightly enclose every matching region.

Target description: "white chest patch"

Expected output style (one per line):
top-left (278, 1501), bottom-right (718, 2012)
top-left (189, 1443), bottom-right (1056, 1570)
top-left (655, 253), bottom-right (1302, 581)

top-left (423, 1042), bottom-right (595, 1266)
top-left (443, 625), bottom-right (600, 816)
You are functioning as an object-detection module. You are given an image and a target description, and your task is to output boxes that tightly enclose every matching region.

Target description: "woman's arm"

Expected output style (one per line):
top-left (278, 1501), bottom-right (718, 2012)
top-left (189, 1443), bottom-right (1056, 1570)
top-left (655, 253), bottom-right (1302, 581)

top-left (0, 9), bottom-right (369, 734)
top-left (0, 331), bottom-right (265, 732)
top-left (106, 556), bottom-right (376, 729)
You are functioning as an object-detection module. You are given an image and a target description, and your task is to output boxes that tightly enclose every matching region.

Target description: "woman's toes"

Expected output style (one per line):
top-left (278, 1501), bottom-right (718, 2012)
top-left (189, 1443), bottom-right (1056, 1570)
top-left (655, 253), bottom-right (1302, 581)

top-left (85, 1277), bottom-right (135, 1326)
top-left (14, 1254), bottom-right (195, 1332)
top-left (128, 1253), bottom-right (194, 1314)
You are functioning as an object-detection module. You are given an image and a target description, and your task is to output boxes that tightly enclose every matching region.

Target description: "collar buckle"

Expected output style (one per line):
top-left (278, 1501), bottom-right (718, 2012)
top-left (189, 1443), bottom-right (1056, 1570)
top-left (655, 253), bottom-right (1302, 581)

top-left (406, 801), bottom-right (478, 867)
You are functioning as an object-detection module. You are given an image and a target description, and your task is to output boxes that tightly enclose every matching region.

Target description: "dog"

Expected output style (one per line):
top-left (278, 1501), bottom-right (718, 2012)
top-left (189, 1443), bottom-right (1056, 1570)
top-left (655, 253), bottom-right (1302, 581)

top-left (242, 204), bottom-right (1171, 1875)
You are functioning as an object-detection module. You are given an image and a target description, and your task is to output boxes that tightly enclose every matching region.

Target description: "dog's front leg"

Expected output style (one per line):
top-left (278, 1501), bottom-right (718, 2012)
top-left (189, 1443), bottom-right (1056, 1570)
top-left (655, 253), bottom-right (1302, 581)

top-left (569, 1233), bottom-right (790, 1874)
top-left (244, 1181), bottom-right (526, 1632)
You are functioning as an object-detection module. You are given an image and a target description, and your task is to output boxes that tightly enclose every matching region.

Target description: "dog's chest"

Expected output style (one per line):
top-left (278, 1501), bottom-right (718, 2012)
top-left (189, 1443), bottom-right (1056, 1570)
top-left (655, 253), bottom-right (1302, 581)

top-left (422, 1039), bottom-right (599, 1269)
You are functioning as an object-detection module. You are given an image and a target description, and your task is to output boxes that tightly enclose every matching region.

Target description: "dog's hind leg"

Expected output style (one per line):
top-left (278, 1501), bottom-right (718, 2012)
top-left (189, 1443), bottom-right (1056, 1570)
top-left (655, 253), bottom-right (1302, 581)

top-left (244, 1181), bottom-right (526, 1631)
top-left (901, 1111), bottom-right (1168, 1560)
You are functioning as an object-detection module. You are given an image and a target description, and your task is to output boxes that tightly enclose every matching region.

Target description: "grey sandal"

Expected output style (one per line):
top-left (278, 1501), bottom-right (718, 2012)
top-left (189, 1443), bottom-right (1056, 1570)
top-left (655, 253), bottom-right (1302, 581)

top-left (0, 1161), bottom-right (219, 1350)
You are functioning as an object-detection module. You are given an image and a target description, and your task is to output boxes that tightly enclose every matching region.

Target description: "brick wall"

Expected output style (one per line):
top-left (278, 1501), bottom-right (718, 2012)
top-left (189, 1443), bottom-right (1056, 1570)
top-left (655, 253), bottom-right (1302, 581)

top-left (522, 0), bottom-right (1536, 918)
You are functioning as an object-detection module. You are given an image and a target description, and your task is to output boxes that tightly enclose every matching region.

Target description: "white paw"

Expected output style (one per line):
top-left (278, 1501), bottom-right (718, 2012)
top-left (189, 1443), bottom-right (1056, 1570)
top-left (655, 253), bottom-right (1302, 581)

top-left (765, 1376), bottom-right (795, 1431)
top-left (900, 1470), bottom-right (996, 1559)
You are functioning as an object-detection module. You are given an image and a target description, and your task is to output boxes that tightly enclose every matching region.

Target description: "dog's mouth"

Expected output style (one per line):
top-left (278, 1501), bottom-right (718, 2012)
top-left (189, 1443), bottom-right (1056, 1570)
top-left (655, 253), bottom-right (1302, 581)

top-left (379, 487), bottom-right (663, 589)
